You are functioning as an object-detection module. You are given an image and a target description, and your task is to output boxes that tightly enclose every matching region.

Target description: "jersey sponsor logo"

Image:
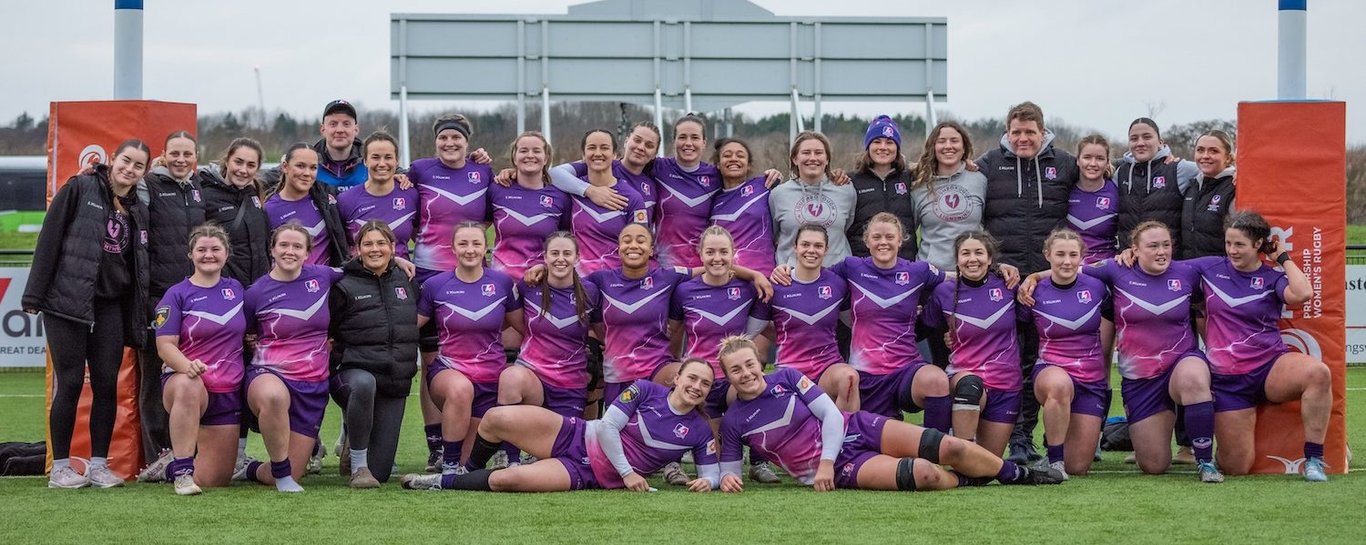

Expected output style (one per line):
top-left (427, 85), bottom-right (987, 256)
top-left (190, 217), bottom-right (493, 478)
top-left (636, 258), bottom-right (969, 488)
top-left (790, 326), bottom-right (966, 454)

top-left (482, 283), bottom-right (497, 296)
top-left (395, 286), bottom-right (408, 300)
top-left (305, 279), bottom-right (320, 293)
top-left (632, 210), bottom-right (648, 224)
top-left (796, 375), bottom-right (814, 393)
top-left (1152, 176), bottom-right (1167, 189)
top-left (468, 171), bottom-right (482, 184)
top-left (818, 286), bottom-right (832, 300)
top-left (1250, 277), bottom-right (1264, 290)
top-left (1044, 166), bottom-right (1057, 180)
top-left (393, 197), bottom-right (406, 210)
top-left (641, 276), bottom-right (655, 290)
top-left (540, 195), bottom-right (554, 207)
top-left (1168, 279), bottom-right (1182, 291)
top-left (727, 287), bottom-right (741, 300)
top-left (673, 423), bottom-right (690, 439)
top-left (1077, 290), bottom-right (1092, 304)
top-left (620, 384), bottom-right (638, 402)
top-left (1096, 196), bottom-right (1111, 209)
top-left (894, 182), bottom-right (908, 195)
top-left (990, 288), bottom-right (1004, 302)
top-left (221, 288), bottom-right (236, 300)
top-left (841, 462), bottom-right (855, 477)
top-left (895, 271), bottom-right (910, 286)
top-left (153, 306), bottom-right (169, 329)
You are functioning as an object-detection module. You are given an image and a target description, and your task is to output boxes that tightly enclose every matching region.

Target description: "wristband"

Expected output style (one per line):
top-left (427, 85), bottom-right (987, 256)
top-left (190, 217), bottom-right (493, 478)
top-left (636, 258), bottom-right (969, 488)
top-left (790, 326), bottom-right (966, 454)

top-left (1276, 252), bottom-right (1291, 265)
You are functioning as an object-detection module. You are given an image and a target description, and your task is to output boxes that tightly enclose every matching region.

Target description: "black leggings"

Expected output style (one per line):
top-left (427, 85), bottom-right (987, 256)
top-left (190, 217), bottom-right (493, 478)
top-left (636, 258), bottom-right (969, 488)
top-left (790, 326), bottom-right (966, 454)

top-left (138, 340), bottom-right (171, 461)
top-left (333, 368), bottom-right (407, 482)
top-left (1013, 322), bottom-right (1042, 445)
top-left (46, 301), bottom-right (126, 460)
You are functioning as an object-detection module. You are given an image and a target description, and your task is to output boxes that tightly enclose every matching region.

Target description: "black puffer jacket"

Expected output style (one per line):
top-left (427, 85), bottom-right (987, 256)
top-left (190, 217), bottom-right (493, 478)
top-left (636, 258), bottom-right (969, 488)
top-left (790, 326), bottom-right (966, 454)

top-left (140, 167), bottom-right (206, 303)
top-left (1114, 146), bottom-right (1199, 254)
top-left (307, 183), bottom-right (352, 267)
top-left (977, 132), bottom-right (1078, 273)
top-left (1182, 167), bottom-right (1236, 259)
top-left (23, 166), bottom-right (150, 347)
top-left (848, 167), bottom-right (918, 260)
top-left (329, 258), bottom-right (419, 397)
top-left (198, 165), bottom-right (271, 288)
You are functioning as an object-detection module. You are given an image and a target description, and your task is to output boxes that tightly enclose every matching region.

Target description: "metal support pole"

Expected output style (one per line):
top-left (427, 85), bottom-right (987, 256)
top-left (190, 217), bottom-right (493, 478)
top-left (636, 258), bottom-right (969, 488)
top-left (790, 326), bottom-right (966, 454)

top-left (517, 20), bottom-right (527, 133)
top-left (113, 0), bottom-right (143, 99)
top-left (541, 21), bottom-right (551, 141)
top-left (813, 22), bottom-right (822, 134)
top-left (399, 86), bottom-right (410, 167)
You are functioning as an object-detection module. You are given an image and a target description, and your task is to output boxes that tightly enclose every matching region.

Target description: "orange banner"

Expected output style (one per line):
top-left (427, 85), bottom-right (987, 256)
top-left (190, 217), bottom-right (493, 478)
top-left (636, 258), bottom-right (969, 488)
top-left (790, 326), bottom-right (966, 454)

top-left (42, 100), bottom-right (197, 479)
top-left (1236, 101), bottom-right (1348, 474)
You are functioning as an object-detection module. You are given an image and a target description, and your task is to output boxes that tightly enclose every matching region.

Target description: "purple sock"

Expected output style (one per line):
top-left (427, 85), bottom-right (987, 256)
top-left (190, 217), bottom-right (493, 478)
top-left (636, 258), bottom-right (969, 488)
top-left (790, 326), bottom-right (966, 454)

top-left (168, 456), bottom-right (195, 478)
top-left (1305, 441), bottom-right (1324, 460)
top-left (442, 440), bottom-right (463, 469)
top-left (245, 461), bottom-right (264, 483)
top-left (1046, 444), bottom-right (1064, 464)
top-left (425, 424), bottom-right (443, 453)
top-left (922, 395), bottom-right (952, 433)
top-left (269, 459), bottom-right (292, 480)
top-left (1183, 401), bottom-right (1215, 463)
top-left (995, 461), bottom-right (1024, 484)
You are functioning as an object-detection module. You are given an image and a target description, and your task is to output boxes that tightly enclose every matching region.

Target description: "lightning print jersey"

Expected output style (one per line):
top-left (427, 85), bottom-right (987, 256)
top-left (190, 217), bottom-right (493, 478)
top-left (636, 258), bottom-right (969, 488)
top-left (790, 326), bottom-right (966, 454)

top-left (244, 265), bottom-right (343, 382)
top-left (585, 381), bottom-right (717, 487)
top-left (567, 160), bottom-right (658, 218)
top-left (670, 277), bottom-right (772, 378)
top-left (1066, 180), bottom-right (1120, 264)
top-left (570, 178), bottom-right (650, 275)
top-left (923, 275), bottom-right (1025, 391)
top-left (489, 182), bottom-right (571, 281)
top-left (769, 270), bottom-right (847, 378)
top-left (650, 157), bottom-right (721, 268)
top-left (588, 266), bottom-right (692, 383)
top-left (834, 256), bottom-right (945, 375)
top-left (1029, 274), bottom-right (1109, 383)
top-left (1187, 256), bottom-right (1290, 375)
top-left (720, 368), bottom-right (829, 485)
top-left (1085, 259), bottom-right (1201, 380)
top-left (410, 158), bottom-right (493, 272)
top-left (517, 281), bottom-right (601, 389)
top-left (154, 277), bottom-right (247, 393)
top-left (710, 176), bottom-right (776, 275)
top-left (264, 193), bottom-right (333, 266)
top-left (417, 269), bottom-right (518, 383)
top-left (336, 184), bottom-right (418, 259)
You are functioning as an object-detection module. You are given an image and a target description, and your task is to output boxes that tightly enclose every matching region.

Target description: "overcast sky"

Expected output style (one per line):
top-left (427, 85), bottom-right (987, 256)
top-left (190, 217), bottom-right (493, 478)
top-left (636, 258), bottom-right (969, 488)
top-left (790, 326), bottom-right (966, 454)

top-left (5, 0), bottom-right (1363, 143)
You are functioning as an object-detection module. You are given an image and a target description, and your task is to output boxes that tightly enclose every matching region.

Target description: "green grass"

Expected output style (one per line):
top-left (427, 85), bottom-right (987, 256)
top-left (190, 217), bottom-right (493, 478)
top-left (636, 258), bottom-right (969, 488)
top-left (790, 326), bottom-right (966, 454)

top-left (1, 368), bottom-right (1363, 544)
top-left (1348, 224), bottom-right (1366, 246)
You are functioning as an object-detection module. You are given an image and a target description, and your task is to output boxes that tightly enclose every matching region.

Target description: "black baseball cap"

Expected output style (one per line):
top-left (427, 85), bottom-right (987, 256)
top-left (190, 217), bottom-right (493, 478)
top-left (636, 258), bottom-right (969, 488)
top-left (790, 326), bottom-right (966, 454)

top-left (323, 99), bottom-right (357, 120)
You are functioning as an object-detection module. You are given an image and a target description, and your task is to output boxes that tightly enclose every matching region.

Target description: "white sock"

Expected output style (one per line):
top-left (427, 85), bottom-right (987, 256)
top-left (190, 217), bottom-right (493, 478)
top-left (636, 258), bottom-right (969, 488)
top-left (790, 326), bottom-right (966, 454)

top-left (275, 476), bottom-right (304, 493)
top-left (53, 458), bottom-right (70, 471)
top-left (237, 438), bottom-right (248, 459)
top-left (350, 449), bottom-right (368, 472)
top-left (89, 457), bottom-right (108, 468)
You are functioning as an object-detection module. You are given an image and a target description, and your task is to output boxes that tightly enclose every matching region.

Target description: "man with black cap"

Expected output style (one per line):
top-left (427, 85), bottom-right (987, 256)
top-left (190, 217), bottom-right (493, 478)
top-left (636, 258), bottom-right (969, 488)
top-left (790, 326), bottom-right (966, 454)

top-left (265, 99), bottom-right (367, 191)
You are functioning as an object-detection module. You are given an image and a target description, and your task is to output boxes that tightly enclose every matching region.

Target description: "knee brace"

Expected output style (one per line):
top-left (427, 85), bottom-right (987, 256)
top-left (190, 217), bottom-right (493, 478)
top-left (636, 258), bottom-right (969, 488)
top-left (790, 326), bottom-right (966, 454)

top-left (952, 375), bottom-right (984, 412)
top-left (895, 457), bottom-right (918, 491)
top-left (918, 427), bottom-right (946, 464)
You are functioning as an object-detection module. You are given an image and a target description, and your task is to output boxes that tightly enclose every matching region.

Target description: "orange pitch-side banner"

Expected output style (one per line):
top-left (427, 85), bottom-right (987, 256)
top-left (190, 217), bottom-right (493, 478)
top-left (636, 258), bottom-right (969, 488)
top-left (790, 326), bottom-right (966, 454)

top-left (1236, 101), bottom-right (1348, 474)
top-left (43, 100), bottom-right (197, 479)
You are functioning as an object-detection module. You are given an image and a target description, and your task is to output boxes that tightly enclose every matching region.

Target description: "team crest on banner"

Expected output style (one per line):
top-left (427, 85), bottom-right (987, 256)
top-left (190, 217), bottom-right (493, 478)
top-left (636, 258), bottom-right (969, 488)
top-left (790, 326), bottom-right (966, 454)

top-left (221, 288), bottom-right (236, 300)
top-left (482, 283), bottom-right (497, 296)
top-left (895, 272), bottom-right (910, 285)
top-left (990, 288), bottom-right (1003, 302)
top-left (818, 286), bottom-right (832, 300)
top-left (673, 423), bottom-right (689, 439)
top-left (1077, 290), bottom-right (1092, 304)
top-left (1045, 166), bottom-right (1057, 180)
top-left (727, 287), bottom-right (741, 300)
top-left (305, 279), bottom-right (320, 293)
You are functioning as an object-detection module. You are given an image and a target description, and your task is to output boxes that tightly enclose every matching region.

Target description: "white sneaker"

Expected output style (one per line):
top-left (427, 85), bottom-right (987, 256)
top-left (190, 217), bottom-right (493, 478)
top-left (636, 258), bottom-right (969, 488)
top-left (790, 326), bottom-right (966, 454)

top-left (48, 466), bottom-right (90, 489)
top-left (306, 452), bottom-right (323, 475)
top-left (86, 465), bottom-right (125, 488)
top-left (137, 450), bottom-right (173, 483)
top-left (1048, 460), bottom-right (1069, 481)
top-left (174, 473), bottom-right (203, 496)
top-left (401, 473), bottom-right (442, 490)
top-left (489, 450), bottom-right (509, 470)
top-left (662, 461), bottom-right (690, 486)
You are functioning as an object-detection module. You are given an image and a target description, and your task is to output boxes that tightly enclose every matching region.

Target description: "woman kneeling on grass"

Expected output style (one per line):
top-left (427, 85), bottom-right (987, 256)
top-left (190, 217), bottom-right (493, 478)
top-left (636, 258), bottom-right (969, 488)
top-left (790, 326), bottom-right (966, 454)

top-left (154, 225), bottom-right (246, 495)
top-left (401, 358), bottom-right (718, 492)
top-left (715, 337), bottom-right (1065, 492)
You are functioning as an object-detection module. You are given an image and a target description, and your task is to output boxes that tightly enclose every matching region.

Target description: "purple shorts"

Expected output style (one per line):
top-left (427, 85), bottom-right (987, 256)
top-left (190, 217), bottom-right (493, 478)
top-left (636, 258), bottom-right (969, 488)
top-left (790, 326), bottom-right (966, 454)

top-left (1032, 363), bottom-right (1109, 418)
top-left (981, 388), bottom-right (1022, 424)
top-left (159, 373), bottom-right (241, 426)
top-left (550, 416), bottom-right (598, 491)
top-left (1123, 351), bottom-right (1209, 423)
top-left (857, 363), bottom-right (924, 419)
top-left (1211, 358), bottom-right (1276, 413)
top-left (541, 382), bottom-right (588, 419)
top-left (425, 365), bottom-right (501, 418)
top-left (244, 367), bottom-right (328, 436)
top-left (705, 378), bottom-right (731, 418)
top-left (833, 411), bottom-right (888, 490)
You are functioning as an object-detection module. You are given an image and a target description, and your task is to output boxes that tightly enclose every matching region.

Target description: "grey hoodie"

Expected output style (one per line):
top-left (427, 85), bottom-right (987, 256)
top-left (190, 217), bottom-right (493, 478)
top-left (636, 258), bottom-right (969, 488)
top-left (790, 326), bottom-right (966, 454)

top-left (769, 177), bottom-right (857, 267)
top-left (911, 163), bottom-right (987, 270)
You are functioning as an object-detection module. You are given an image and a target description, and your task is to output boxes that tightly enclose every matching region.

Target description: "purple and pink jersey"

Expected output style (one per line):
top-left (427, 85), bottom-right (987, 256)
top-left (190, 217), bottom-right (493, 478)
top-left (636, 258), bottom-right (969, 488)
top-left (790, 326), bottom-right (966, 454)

top-left (588, 266), bottom-right (692, 383)
top-left (834, 256), bottom-right (945, 375)
top-left (1029, 274), bottom-right (1109, 383)
top-left (154, 277), bottom-right (247, 393)
top-left (336, 183), bottom-right (418, 259)
top-left (584, 380), bottom-right (717, 488)
top-left (1187, 256), bottom-right (1290, 375)
top-left (417, 269), bottom-right (519, 384)
top-left (720, 368), bottom-right (829, 485)
top-left (264, 193), bottom-right (334, 266)
top-left (651, 158), bottom-right (721, 268)
top-left (517, 281), bottom-right (601, 389)
top-left (410, 157), bottom-right (493, 273)
top-left (489, 182), bottom-right (571, 281)
top-left (570, 178), bottom-right (650, 275)
top-left (711, 175), bottom-right (776, 274)
top-left (922, 275), bottom-right (1025, 392)
top-left (670, 277), bottom-right (772, 378)
top-left (565, 160), bottom-right (658, 218)
top-left (244, 265), bottom-right (342, 382)
top-left (1086, 259), bottom-right (1201, 380)
top-left (1067, 180), bottom-right (1119, 264)
top-left (769, 270), bottom-right (847, 378)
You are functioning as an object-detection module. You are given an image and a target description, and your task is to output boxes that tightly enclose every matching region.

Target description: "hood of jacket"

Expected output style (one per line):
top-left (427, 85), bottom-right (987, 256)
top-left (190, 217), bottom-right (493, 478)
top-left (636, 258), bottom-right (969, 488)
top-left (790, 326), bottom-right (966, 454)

top-left (1120, 144), bottom-right (1173, 165)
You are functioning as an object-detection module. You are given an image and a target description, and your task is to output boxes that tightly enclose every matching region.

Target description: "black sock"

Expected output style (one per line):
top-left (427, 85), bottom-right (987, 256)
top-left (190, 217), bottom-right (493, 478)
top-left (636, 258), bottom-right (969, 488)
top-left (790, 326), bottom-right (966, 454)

top-left (466, 434), bottom-right (503, 470)
top-left (440, 468), bottom-right (494, 491)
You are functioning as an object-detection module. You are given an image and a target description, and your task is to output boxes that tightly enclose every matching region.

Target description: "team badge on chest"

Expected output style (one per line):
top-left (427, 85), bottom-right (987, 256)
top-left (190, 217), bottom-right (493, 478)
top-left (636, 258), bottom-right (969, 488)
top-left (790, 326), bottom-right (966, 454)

top-left (1077, 290), bottom-right (1092, 304)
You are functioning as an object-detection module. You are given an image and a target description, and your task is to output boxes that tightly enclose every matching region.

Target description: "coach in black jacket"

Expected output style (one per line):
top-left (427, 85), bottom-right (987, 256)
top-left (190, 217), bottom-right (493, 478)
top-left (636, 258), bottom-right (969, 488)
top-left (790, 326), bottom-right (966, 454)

top-left (23, 143), bottom-right (151, 488)
top-left (328, 221), bottom-right (419, 487)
